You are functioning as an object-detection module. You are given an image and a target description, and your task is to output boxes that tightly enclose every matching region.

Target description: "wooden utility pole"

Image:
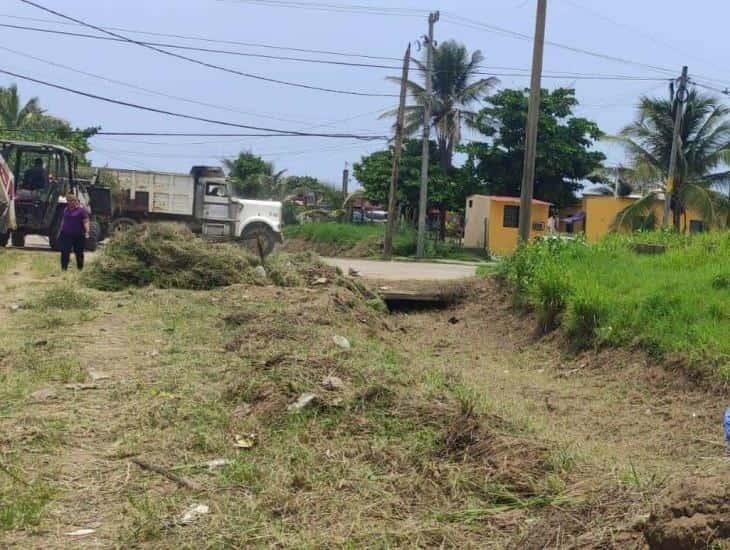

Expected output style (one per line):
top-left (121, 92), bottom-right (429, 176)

top-left (341, 162), bottom-right (349, 198)
top-left (518, 0), bottom-right (547, 243)
top-left (663, 65), bottom-right (689, 228)
top-left (384, 44), bottom-right (411, 260)
top-left (416, 11), bottom-right (439, 258)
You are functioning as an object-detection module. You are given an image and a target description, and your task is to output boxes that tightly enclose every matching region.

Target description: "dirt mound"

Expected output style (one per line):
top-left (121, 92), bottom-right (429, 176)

top-left (644, 476), bottom-right (730, 549)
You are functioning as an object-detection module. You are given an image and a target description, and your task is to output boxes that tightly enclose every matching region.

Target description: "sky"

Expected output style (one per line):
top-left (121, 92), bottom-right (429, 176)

top-left (1, 0), bottom-right (729, 189)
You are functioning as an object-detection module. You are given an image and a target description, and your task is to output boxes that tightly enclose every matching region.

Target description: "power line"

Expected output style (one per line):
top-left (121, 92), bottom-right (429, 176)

top-left (441, 12), bottom-right (678, 77)
top-left (0, 67), bottom-right (388, 140)
top-left (0, 22), bottom-right (669, 81)
top-left (0, 43), bottom-right (327, 127)
top-left (16, 0), bottom-right (398, 98)
top-left (0, 13), bottom-right (403, 62)
top-left (0, 23), bottom-right (403, 70)
top-left (214, 0), bottom-right (427, 17)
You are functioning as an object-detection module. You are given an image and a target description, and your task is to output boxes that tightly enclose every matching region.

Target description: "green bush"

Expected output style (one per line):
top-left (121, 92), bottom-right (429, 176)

top-left (500, 231), bottom-right (730, 376)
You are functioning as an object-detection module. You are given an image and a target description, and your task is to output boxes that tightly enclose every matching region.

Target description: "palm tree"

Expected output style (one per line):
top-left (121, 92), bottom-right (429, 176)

top-left (385, 41), bottom-right (498, 237)
top-left (0, 84), bottom-right (44, 130)
top-left (613, 87), bottom-right (730, 230)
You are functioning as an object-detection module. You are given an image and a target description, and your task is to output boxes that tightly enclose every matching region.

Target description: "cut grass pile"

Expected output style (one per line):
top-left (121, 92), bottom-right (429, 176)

top-left (498, 232), bottom-right (730, 378)
top-left (83, 223), bottom-right (346, 292)
top-left (284, 221), bottom-right (488, 261)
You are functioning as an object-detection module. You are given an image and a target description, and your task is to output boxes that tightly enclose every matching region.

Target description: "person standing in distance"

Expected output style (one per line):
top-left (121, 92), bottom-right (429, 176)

top-left (59, 194), bottom-right (90, 271)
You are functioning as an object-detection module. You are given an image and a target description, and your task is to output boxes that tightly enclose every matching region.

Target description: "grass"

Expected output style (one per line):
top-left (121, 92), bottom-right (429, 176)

top-left (498, 232), bottom-right (730, 377)
top-left (285, 222), bottom-right (489, 261)
top-left (0, 253), bottom-right (572, 547)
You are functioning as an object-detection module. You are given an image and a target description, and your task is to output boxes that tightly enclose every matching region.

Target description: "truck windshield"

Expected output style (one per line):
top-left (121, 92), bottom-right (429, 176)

top-left (206, 182), bottom-right (228, 198)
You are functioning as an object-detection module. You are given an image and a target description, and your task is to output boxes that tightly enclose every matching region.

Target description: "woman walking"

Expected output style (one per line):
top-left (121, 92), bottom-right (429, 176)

top-left (59, 195), bottom-right (90, 271)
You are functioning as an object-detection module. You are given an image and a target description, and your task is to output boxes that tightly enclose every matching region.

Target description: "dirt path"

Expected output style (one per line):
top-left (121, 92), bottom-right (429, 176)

top-left (398, 280), bottom-right (727, 485)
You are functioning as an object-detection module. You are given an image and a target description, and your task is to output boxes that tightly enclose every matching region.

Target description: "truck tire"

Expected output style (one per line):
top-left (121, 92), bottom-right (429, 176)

top-left (84, 221), bottom-right (101, 252)
top-left (11, 232), bottom-right (25, 248)
top-left (108, 217), bottom-right (138, 235)
top-left (240, 224), bottom-right (277, 258)
top-left (0, 232), bottom-right (9, 247)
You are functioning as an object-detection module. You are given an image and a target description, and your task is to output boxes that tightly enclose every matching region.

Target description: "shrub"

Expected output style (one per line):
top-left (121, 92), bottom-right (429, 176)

top-left (564, 288), bottom-right (609, 349)
top-left (532, 266), bottom-right (571, 333)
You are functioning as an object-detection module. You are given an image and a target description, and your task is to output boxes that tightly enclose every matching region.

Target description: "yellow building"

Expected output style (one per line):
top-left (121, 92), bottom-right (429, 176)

top-left (581, 195), bottom-right (709, 243)
top-left (464, 195), bottom-right (551, 255)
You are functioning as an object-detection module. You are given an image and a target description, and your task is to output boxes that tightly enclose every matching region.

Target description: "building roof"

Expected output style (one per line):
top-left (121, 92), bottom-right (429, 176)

top-left (469, 194), bottom-right (552, 206)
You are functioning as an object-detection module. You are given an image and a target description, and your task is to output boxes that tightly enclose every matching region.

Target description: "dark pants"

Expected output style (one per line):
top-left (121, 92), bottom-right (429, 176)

top-left (60, 233), bottom-right (85, 271)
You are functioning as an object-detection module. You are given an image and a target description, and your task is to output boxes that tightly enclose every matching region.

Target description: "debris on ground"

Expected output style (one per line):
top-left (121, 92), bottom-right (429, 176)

top-left (64, 383), bottom-right (99, 391)
top-left (321, 376), bottom-right (345, 391)
top-left (253, 265), bottom-right (267, 279)
top-left (131, 458), bottom-right (202, 491)
top-left (65, 529), bottom-right (96, 537)
top-left (178, 504), bottom-right (210, 525)
top-left (233, 434), bottom-right (256, 449)
top-left (287, 393), bottom-right (319, 412)
top-left (29, 388), bottom-right (57, 402)
top-left (205, 459), bottom-right (232, 471)
top-left (88, 370), bottom-right (111, 382)
top-left (332, 335), bottom-right (351, 350)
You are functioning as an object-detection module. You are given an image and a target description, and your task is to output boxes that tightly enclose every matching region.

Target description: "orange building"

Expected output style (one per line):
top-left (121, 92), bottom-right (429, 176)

top-left (463, 195), bottom-right (551, 255)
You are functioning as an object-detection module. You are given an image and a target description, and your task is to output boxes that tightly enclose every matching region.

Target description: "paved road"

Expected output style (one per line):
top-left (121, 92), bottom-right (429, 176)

top-left (323, 257), bottom-right (477, 281)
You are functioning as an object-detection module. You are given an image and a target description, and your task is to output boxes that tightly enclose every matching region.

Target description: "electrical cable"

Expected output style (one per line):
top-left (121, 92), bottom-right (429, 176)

top-left (0, 67), bottom-right (389, 140)
top-left (16, 0), bottom-right (399, 98)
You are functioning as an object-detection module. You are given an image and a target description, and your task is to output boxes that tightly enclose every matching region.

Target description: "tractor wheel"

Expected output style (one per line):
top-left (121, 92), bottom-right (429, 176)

top-left (0, 232), bottom-right (9, 247)
top-left (240, 224), bottom-right (276, 258)
top-left (108, 217), bottom-right (138, 235)
top-left (11, 232), bottom-right (25, 248)
top-left (84, 221), bottom-right (101, 252)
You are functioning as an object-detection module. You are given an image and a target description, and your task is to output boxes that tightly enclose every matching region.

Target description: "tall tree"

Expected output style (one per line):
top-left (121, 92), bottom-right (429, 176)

top-left (223, 151), bottom-right (286, 199)
top-left (355, 140), bottom-right (483, 225)
top-left (386, 41), bottom-right (498, 173)
top-left (613, 88), bottom-right (730, 229)
top-left (464, 88), bottom-right (605, 208)
top-left (0, 84), bottom-right (43, 130)
top-left (384, 41), bottom-right (498, 237)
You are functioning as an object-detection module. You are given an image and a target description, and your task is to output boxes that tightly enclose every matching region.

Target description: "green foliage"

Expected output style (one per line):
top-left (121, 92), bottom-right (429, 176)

top-left (386, 40), bottom-right (498, 172)
top-left (464, 88), bottom-right (605, 208)
top-left (0, 84), bottom-right (97, 160)
top-left (501, 232), bottom-right (730, 373)
top-left (616, 88), bottom-right (730, 228)
top-left (0, 481), bottom-right (53, 531)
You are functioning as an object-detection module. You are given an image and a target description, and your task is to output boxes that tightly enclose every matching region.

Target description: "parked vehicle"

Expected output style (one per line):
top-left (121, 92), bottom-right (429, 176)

top-left (0, 140), bottom-right (106, 250)
top-left (93, 166), bottom-right (283, 256)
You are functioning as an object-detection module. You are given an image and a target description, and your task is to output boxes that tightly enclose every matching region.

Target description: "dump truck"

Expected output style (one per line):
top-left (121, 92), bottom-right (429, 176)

top-left (93, 166), bottom-right (283, 255)
top-left (0, 140), bottom-right (106, 250)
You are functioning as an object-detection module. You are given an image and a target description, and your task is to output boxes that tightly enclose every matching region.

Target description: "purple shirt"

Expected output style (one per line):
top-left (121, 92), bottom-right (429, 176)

top-left (60, 206), bottom-right (89, 236)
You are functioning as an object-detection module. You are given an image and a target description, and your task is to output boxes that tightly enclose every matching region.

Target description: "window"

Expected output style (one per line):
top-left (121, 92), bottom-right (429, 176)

top-left (206, 183), bottom-right (228, 197)
top-left (503, 205), bottom-right (519, 228)
top-left (468, 199), bottom-right (473, 208)
top-left (532, 222), bottom-right (545, 231)
top-left (689, 220), bottom-right (705, 234)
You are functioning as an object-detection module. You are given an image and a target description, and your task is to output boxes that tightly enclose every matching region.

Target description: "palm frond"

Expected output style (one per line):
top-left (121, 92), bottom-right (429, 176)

top-left (612, 192), bottom-right (660, 231)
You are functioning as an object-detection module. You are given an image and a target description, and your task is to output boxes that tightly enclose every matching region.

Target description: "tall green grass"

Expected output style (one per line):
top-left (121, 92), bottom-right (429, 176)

top-left (285, 222), bottom-right (489, 261)
top-left (499, 232), bottom-right (730, 378)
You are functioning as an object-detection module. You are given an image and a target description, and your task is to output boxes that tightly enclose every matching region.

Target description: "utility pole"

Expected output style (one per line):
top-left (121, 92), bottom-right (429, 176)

top-left (518, 0), bottom-right (547, 244)
top-left (384, 44), bottom-right (411, 260)
top-left (663, 65), bottom-right (688, 228)
top-left (341, 162), bottom-right (349, 198)
top-left (416, 10), bottom-right (439, 258)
